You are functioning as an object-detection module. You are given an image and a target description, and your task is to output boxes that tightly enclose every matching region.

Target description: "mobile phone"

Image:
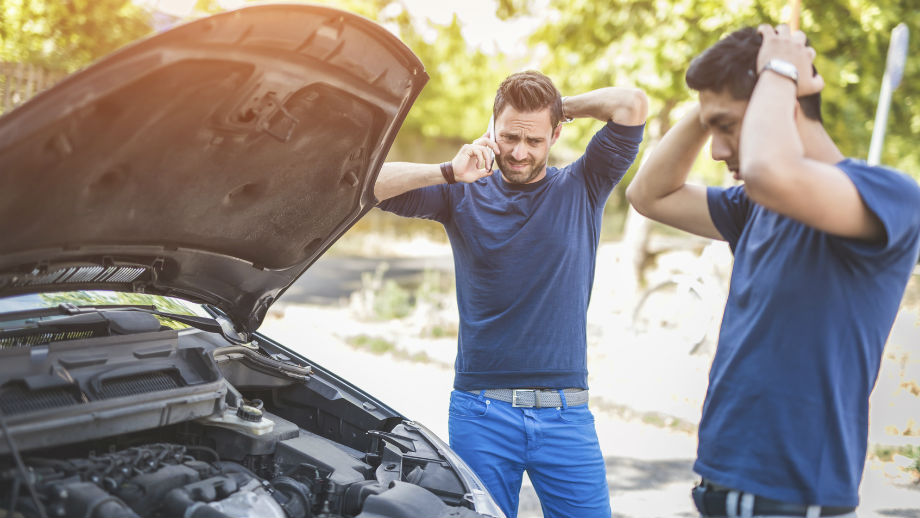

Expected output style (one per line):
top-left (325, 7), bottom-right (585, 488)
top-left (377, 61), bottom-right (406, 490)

top-left (486, 114), bottom-right (496, 171)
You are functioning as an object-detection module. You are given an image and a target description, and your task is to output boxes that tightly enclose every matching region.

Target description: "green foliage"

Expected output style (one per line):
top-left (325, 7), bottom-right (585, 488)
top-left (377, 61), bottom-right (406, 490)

top-left (354, 263), bottom-right (414, 320)
top-left (372, 278), bottom-right (413, 319)
top-left (807, 3), bottom-right (920, 174)
top-left (424, 324), bottom-right (457, 338)
top-left (37, 291), bottom-right (201, 329)
top-left (872, 443), bottom-right (920, 477)
top-left (7, 0), bottom-right (915, 175)
top-left (415, 268), bottom-right (452, 306)
top-left (361, 267), bottom-right (455, 322)
top-left (496, 0), bottom-right (534, 20)
top-left (505, 0), bottom-right (920, 178)
top-left (346, 333), bottom-right (434, 363)
top-left (0, 0), bottom-right (153, 72)
top-left (346, 333), bottom-right (396, 354)
top-left (385, 11), bottom-right (513, 141)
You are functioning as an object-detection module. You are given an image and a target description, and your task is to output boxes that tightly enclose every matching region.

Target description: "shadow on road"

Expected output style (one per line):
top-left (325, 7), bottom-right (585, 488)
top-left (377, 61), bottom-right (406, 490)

top-left (879, 510), bottom-right (920, 518)
top-left (606, 455), bottom-right (696, 491)
top-left (516, 456), bottom-right (698, 518)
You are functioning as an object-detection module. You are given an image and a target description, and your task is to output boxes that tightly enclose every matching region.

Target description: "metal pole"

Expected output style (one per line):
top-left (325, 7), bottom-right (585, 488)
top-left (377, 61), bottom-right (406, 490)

top-left (868, 77), bottom-right (893, 166)
top-left (788, 0), bottom-right (801, 31)
top-left (868, 23), bottom-right (909, 166)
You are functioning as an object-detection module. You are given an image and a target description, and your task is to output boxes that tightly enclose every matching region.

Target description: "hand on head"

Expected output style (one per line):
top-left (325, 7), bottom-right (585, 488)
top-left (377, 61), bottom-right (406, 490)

top-left (757, 24), bottom-right (825, 97)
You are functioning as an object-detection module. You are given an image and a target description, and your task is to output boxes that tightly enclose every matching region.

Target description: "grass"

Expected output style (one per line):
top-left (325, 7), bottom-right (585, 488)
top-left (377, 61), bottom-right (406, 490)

top-left (591, 396), bottom-right (698, 434)
top-left (345, 334), bottom-right (449, 367)
top-left (423, 324), bottom-right (458, 338)
top-left (346, 334), bottom-right (397, 355)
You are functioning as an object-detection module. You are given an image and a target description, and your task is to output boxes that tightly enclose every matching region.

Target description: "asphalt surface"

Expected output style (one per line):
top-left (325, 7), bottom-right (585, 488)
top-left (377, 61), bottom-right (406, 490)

top-left (281, 254), bottom-right (454, 305)
top-left (266, 252), bottom-right (920, 518)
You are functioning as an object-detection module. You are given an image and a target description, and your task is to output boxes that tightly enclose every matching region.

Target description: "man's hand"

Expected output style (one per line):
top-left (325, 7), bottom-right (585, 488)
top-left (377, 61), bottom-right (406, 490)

top-left (453, 137), bottom-right (499, 183)
top-left (374, 135), bottom-right (500, 201)
top-left (756, 24), bottom-right (824, 97)
top-left (740, 25), bottom-right (882, 241)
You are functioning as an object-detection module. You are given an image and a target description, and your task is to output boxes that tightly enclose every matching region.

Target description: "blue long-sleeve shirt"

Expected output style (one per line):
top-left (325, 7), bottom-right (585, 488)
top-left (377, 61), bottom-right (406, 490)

top-left (378, 121), bottom-right (644, 390)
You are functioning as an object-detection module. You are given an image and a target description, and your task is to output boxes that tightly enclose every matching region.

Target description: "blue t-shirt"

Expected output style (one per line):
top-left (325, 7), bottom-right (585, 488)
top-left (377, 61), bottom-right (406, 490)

top-left (378, 121), bottom-right (644, 390)
top-left (698, 158), bottom-right (920, 506)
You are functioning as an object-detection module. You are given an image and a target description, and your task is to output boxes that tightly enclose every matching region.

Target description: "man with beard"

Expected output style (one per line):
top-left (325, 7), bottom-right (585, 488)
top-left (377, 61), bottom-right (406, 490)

top-left (374, 70), bottom-right (647, 517)
top-left (627, 26), bottom-right (920, 516)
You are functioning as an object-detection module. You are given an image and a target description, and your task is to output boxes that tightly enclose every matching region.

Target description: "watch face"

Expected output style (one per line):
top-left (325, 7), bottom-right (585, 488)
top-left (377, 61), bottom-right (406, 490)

top-left (766, 59), bottom-right (798, 82)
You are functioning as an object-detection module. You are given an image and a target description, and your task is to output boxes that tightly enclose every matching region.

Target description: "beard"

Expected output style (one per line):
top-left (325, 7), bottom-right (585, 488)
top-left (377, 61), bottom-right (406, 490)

top-left (496, 154), bottom-right (547, 184)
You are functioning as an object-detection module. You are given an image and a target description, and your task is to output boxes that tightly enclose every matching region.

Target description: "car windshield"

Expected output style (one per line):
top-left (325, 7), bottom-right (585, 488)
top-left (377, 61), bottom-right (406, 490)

top-left (0, 291), bottom-right (209, 331)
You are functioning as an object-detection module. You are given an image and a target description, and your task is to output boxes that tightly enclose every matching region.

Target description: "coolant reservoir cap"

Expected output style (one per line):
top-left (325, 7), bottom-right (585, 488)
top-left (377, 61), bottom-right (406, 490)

top-left (237, 404), bottom-right (263, 422)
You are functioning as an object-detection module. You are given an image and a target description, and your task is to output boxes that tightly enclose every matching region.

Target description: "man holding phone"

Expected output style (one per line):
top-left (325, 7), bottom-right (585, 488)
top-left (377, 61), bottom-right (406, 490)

top-left (374, 71), bottom-right (647, 517)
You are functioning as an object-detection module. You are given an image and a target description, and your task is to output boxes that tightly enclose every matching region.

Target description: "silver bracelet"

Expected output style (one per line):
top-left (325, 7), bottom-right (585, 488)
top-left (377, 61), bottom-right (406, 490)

top-left (561, 96), bottom-right (574, 123)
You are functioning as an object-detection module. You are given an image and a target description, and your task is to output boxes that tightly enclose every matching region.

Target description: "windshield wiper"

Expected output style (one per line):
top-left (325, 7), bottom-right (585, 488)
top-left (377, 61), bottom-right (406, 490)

top-left (0, 303), bottom-right (247, 344)
top-left (0, 304), bottom-right (157, 323)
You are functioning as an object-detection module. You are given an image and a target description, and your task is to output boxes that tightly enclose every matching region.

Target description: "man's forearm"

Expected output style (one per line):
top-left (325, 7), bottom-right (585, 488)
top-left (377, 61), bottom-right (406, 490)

top-left (739, 73), bottom-right (803, 187)
top-left (375, 141), bottom-right (498, 202)
top-left (563, 87), bottom-right (648, 126)
top-left (625, 104), bottom-right (722, 240)
top-left (627, 105), bottom-right (708, 208)
top-left (374, 162), bottom-right (444, 202)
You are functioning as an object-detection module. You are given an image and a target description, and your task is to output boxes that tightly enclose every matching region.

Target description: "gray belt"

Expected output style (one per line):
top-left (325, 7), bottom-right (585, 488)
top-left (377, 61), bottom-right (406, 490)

top-left (469, 388), bottom-right (589, 408)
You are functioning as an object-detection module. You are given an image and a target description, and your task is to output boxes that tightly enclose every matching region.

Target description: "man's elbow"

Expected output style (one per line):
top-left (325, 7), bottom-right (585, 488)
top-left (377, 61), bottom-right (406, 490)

top-left (611, 89), bottom-right (649, 126)
top-left (739, 157), bottom-right (791, 208)
top-left (372, 185), bottom-right (386, 203)
top-left (625, 182), bottom-right (651, 217)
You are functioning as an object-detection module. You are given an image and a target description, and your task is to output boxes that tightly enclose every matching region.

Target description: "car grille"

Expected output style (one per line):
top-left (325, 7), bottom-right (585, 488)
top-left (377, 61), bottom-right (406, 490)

top-left (0, 383), bottom-right (83, 416)
top-left (0, 371), bottom-right (185, 416)
top-left (98, 371), bottom-right (182, 399)
top-left (0, 329), bottom-right (99, 348)
top-left (18, 266), bottom-right (146, 287)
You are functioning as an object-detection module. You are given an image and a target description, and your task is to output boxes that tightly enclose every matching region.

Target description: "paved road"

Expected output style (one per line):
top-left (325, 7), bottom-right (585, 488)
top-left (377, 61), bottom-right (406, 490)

top-left (261, 303), bottom-right (920, 518)
top-left (261, 306), bottom-right (701, 517)
top-left (280, 254), bottom-right (454, 306)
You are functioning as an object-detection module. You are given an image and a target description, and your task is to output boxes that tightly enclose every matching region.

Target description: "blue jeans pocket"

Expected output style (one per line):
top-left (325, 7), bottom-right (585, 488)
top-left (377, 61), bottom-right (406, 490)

top-left (558, 404), bottom-right (595, 424)
top-left (448, 391), bottom-right (490, 419)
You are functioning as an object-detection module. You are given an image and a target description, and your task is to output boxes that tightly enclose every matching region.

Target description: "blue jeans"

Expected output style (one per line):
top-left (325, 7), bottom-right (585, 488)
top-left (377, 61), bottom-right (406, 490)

top-left (447, 390), bottom-right (611, 518)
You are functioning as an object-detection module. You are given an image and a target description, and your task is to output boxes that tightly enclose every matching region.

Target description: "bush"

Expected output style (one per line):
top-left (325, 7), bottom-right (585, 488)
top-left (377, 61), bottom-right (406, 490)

top-left (872, 444), bottom-right (920, 479)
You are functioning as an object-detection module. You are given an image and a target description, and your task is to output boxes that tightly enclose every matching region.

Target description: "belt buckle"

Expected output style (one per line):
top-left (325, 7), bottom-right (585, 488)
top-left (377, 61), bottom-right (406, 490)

top-left (511, 389), bottom-right (535, 407)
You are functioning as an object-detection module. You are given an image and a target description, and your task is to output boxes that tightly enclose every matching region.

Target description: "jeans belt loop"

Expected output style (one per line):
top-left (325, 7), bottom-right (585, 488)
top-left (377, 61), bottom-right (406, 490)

top-left (726, 490), bottom-right (739, 518)
top-left (740, 493), bottom-right (755, 517)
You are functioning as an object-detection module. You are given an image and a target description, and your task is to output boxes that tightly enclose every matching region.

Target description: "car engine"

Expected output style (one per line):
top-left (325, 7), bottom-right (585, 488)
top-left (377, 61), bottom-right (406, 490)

top-left (1, 403), bottom-right (485, 518)
top-left (0, 313), bottom-right (493, 518)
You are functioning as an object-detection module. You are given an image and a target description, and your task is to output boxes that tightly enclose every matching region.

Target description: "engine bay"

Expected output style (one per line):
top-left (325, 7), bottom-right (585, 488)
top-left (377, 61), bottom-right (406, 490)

top-left (0, 316), bottom-right (489, 518)
top-left (1, 411), bottom-right (480, 518)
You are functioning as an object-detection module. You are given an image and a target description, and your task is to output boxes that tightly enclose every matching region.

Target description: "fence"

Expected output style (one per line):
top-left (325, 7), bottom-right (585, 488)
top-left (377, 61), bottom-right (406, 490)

top-left (0, 62), bottom-right (67, 114)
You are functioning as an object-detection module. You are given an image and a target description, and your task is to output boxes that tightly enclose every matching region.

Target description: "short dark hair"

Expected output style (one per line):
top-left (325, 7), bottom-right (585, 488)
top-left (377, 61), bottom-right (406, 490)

top-left (493, 71), bottom-right (564, 128)
top-left (686, 27), bottom-right (822, 123)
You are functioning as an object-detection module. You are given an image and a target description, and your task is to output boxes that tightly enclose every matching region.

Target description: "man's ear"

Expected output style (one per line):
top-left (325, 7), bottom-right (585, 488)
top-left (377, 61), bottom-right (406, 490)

top-left (551, 123), bottom-right (562, 146)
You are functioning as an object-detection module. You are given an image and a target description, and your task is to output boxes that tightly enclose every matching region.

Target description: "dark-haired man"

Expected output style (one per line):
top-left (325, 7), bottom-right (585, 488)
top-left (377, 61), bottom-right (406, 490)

top-left (375, 71), bottom-right (647, 517)
top-left (627, 25), bottom-right (920, 517)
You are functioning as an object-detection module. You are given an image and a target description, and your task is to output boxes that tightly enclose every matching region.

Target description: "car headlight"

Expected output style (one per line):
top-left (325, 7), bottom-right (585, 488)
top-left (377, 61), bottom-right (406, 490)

top-left (408, 421), bottom-right (506, 518)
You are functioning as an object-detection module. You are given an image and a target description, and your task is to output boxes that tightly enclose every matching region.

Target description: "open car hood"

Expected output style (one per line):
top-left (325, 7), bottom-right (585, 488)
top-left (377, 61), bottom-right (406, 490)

top-left (0, 5), bottom-right (428, 335)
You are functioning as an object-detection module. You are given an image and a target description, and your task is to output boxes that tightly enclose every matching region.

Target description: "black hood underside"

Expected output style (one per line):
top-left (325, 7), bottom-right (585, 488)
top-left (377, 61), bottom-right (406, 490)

top-left (0, 5), bottom-right (428, 334)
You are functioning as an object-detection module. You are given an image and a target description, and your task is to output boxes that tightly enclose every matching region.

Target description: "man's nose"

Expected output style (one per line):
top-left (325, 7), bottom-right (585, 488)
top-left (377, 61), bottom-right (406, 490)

top-left (511, 143), bottom-right (528, 160)
top-left (711, 136), bottom-right (732, 162)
